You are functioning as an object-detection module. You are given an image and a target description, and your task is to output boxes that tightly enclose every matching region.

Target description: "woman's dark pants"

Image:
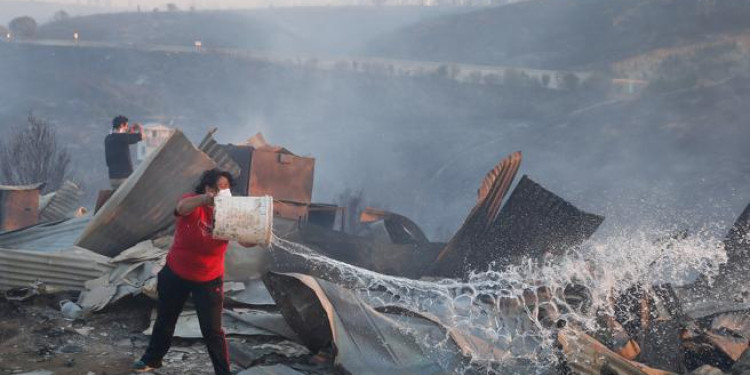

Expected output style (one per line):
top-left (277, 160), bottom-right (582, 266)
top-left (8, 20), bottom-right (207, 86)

top-left (140, 266), bottom-right (230, 375)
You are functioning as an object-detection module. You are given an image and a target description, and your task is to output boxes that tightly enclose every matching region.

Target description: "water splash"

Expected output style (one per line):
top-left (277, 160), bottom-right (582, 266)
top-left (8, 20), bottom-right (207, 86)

top-left (271, 227), bottom-right (727, 374)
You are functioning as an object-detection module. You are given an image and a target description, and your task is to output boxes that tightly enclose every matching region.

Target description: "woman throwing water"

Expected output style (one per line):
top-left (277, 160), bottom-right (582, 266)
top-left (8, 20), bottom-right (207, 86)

top-left (134, 168), bottom-right (254, 375)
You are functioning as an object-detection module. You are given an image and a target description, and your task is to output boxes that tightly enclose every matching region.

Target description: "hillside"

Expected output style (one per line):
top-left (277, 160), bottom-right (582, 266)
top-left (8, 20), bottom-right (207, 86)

top-left (0, 1), bottom-right (124, 25)
top-left (367, 0), bottom-right (750, 70)
top-left (2, 39), bottom-right (750, 237)
top-left (35, 6), bottom-right (461, 56)
top-left (3, 2), bottom-right (750, 237)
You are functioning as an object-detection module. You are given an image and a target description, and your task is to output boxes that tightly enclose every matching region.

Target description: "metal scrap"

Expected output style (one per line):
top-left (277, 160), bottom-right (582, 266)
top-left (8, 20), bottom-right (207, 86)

top-left (198, 127), bottom-right (242, 179)
top-left (38, 180), bottom-right (83, 222)
top-left (143, 309), bottom-right (294, 339)
top-left (0, 216), bottom-right (91, 253)
top-left (0, 183), bottom-right (44, 232)
top-left (263, 272), bottom-right (467, 375)
top-left (76, 130), bottom-right (216, 257)
top-left (432, 159), bottom-right (604, 277)
top-left (274, 225), bottom-right (443, 278)
top-left (359, 207), bottom-right (429, 245)
top-left (0, 247), bottom-right (113, 292)
top-left (430, 152), bottom-right (522, 277)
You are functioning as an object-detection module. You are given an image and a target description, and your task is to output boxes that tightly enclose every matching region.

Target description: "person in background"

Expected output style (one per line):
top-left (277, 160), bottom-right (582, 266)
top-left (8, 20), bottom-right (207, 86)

top-left (133, 169), bottom-right (253, 375)
top-left (105, 115), bottom-right (144, 190)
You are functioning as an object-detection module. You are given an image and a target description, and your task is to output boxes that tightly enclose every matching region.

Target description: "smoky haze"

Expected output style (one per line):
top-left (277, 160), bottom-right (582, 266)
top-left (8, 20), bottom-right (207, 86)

top-left (1, 0), bottom-right (749, 240)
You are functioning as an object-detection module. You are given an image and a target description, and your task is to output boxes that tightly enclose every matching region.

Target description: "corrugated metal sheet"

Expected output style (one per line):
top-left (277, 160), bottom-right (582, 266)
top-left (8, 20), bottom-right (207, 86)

top-left (472, 175), bottom-right (603, 272)
top-left (198, 129), bottom-right (242, 179)
top-left (431, 171), bottom-right (603, 278)
top-left (76, 130), bottom-right (216, 257)
top-left (431, 152), bottom-right (522, 277)
top-left (38, 180), bottom-right (83, 222)
top-left (0, 216), bottom-right (91, 253)
top-left (477, 151), bottom-right (523, 229)
top-left (0, 247), bottom-right (114, 291)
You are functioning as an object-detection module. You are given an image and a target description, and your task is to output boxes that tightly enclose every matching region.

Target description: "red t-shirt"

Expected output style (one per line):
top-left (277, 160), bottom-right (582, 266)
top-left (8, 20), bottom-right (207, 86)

top-left (166, 194), bottom-right (229, 282)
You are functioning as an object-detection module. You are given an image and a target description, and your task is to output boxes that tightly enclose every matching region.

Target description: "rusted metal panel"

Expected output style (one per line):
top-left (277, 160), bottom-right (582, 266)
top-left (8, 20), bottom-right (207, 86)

top-left (38, 180), bottom-right (83, 222)
top-left (249, 149), bottom-right (314, 204)
top-left (0, 184), bottom-right (43, 232)
top-left (94, 190), bottom-right (113, 213)
top-left (430, 152), bottom-right (522, 278)
top-left (76, 130), bottom-right (216, 257)
top-left (274, 200), bottom-right (308, 222)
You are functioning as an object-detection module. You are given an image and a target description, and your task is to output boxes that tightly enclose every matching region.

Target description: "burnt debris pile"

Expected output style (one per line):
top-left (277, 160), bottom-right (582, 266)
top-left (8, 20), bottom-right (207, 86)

top-left (0, 128), bottom-right (748, 375)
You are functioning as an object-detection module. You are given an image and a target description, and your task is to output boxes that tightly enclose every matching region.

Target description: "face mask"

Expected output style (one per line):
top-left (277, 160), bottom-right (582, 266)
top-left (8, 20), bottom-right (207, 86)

top-left (217, 188), bottom-right (232, 197)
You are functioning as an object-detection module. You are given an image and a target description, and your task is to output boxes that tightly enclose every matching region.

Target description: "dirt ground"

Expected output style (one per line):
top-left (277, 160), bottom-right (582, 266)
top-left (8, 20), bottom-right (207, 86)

top-left (0, 293), bottom-right (328, 375)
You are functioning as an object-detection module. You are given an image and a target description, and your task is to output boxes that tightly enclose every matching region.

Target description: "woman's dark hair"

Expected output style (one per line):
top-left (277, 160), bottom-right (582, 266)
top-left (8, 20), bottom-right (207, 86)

top-left (112, 115), bottom-right (128, 129)
top-left (195, 168), bottom-right (234, 194)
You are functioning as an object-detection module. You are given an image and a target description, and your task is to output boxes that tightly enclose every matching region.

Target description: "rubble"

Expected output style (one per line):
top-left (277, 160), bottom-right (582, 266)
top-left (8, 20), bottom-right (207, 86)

top-left (142, 309), bottom-right (296, 339)
top-left (0, 247), bottom-right (113, 292)
top-left (431, 151), bottom-right (522, 278)
top-left (236, 364), bottom-right (307, 375)
top-left (262, 272), bottom-right (467, 375)
top-left (38, 180), bottom-right (83, 223)
top-left (1, 128), bottom-right (749, 375)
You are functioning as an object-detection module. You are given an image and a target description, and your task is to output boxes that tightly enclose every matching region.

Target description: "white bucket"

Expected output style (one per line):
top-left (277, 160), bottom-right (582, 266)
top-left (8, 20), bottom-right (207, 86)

top-left (212, 196), bottom-right (273, 246)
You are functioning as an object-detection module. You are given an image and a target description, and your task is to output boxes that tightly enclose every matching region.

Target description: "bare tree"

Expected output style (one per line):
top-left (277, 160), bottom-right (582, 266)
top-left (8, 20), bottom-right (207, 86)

top-left (0, 113), bottom-right (71, 193)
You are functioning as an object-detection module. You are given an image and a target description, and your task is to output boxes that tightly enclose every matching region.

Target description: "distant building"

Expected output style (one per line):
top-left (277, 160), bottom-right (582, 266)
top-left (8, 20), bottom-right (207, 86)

top-left (136, 124), bottom-right (175, 163)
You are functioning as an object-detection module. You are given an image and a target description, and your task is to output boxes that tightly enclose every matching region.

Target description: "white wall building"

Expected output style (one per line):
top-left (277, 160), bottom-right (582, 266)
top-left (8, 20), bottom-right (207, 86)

top-left (136, 124), bottom-right (175, 163)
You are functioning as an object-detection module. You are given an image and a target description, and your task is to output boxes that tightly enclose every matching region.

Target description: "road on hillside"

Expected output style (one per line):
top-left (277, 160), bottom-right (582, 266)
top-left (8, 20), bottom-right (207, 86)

top-left (7, 38), bottom-right (645, 91)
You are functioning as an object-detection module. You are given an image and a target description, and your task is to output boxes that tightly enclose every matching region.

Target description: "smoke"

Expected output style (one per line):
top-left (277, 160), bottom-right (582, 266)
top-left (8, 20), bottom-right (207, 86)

top-left (1, 2), bottom-right (749, 240)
